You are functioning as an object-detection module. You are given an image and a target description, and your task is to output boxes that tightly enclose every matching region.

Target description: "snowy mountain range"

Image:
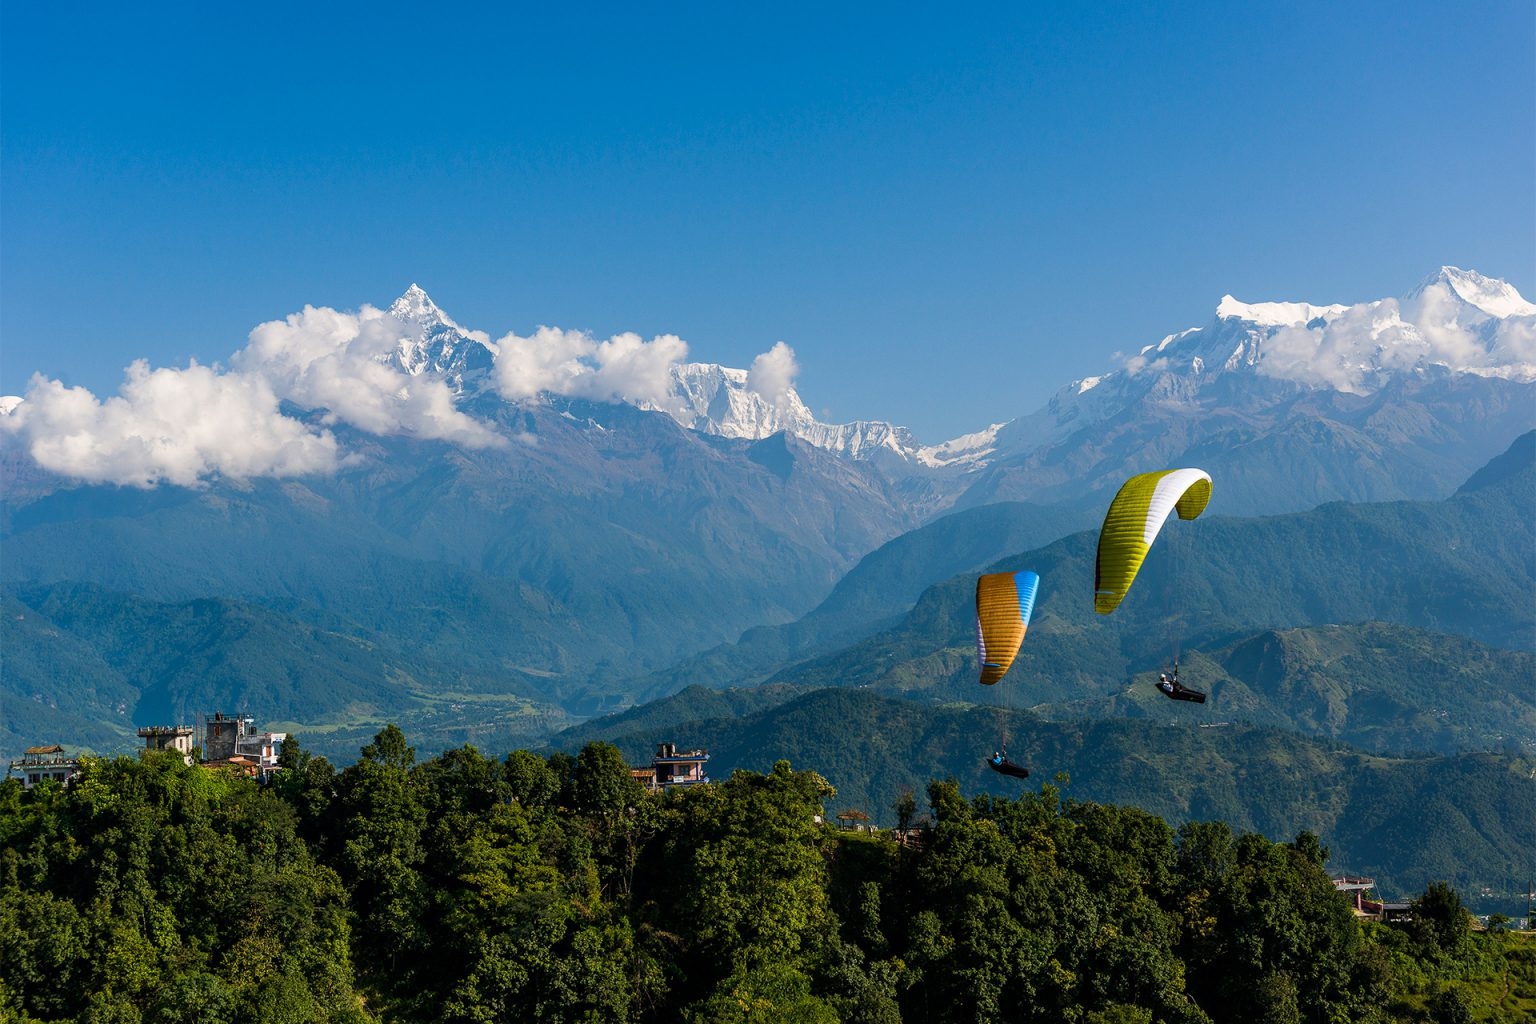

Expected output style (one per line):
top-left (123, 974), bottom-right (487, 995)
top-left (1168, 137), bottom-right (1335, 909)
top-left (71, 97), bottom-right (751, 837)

top-left (388, 267), bottom-right (1534, 457)
top-left (378, 284), bottom-right (955, 470)
top-left (5, 266), bottom-right (1530, 506)
top-left (981, 267), bottom-right (1532, 463)
top-left (371, 266), bottom-right (1536, 513)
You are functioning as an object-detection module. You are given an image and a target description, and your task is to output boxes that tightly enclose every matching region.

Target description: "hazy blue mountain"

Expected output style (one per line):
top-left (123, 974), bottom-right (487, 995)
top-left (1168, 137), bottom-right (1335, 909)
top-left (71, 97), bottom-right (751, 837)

top-left (1, 591), bottom-right (142, 754)
top-left (11, 582), bottom-right (423, 723)
top-left (1, 398), bottom-right (918, 725)
top-left (758, 450), bottom-right (1533, 711)
top-left (6, 425), bottom-right (1528, 764)
top-left (0, 581), bottom-right (587, 760)
top-left (957, 372), bottom-right (1535, 517)
top-left (620, 499), bottom-right (1094, 702)
top-left (1, 398), bottom-right (926, 760)
top-left (1456, 427), bottom-right (1534, 494)
top-left (618, 422), bottom-right (1531, 706)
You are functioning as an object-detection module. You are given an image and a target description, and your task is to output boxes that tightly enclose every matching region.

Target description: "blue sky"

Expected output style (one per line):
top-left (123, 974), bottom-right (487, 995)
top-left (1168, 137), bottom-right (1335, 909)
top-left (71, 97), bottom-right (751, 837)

top-left (3, 1), bottom-right (1532, 441)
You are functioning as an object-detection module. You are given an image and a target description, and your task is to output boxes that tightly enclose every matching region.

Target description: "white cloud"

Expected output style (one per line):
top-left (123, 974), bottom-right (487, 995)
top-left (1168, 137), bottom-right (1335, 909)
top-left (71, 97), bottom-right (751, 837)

top-left (1490, 316), bottom-right (1536, 366)
top-left (0, 362), bottom-right (342, 488)
top-left (1405, 284), bottom-right (1487, 369)
top-left (491, 326), bottom-right (688, 409)
top-left (747, 341), bottom-right (799, 408)
top-left (1, 297), bottom-right (697, 490)
top-left (1239, 288), bottom-right (1536, 391)
top-left (0, 299), bottom-right (513, 489)
top-left (236, 304), bottom-right (504, 448)
top-left (591, 331), bottom-right (689, 408)
top-left (1256, 302), bottom-right (1416, 392)
top-left (491, 326), bottom-right (601, 400)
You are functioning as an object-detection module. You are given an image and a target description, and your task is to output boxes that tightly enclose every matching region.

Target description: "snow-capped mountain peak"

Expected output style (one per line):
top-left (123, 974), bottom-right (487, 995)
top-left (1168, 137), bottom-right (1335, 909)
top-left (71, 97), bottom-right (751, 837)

top-left (1411, 266), bottom-right (1536, 319)
top-left (658, 361), bottom-right (935, 466)
top-left (1216, 294), bottom-right (1349, 327)
top-left (388, 283), bottom-right (458, 329)
top-left (381, 285), bottom-right (495, 386)
top-left (1002, 268), bottom-right (1536, 464)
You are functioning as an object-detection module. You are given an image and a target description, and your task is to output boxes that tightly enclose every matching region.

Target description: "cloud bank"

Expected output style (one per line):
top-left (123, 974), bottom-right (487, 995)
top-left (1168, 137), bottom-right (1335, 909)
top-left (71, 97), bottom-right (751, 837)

top-left (492, 326), bottom-right (689, 411)
top-left (0, 293), bottom-right (734, 488)
top-left (2, 362), bottom-right (342, 488)
top-left (1255, 282), bottom-right (1536, 392)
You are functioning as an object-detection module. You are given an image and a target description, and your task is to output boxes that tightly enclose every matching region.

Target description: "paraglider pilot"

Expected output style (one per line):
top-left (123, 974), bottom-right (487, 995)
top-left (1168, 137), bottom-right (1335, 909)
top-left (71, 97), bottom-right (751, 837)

top-left (1155, 667), bottom-right (1207, 704)
top-left (988, 750), bottom-right (1031, 779)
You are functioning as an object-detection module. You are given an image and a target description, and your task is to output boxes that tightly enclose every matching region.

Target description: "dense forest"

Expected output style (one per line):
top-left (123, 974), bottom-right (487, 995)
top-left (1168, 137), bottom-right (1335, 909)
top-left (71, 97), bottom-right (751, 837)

top-left (3, 731), bottom-right (1533, 1024)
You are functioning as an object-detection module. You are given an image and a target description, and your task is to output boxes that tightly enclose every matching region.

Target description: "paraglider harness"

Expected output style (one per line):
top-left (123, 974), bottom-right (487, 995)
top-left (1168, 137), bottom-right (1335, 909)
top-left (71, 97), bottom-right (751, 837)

top-left (1156, 665), bottom-right (1206, 704)
top-left (987, 750), bottom-right (1031, 779)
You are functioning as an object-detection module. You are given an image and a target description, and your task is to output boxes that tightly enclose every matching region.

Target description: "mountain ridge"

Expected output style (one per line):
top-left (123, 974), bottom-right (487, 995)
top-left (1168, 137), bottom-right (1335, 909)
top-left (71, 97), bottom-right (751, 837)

top-left (6, 439), bottom-right (1527, 764)
top-left (4, 268), bottom-right (1532, 516)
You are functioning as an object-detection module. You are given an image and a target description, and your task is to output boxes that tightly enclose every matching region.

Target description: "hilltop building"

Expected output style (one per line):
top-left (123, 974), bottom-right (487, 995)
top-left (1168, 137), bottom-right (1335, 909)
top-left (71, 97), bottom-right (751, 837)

top-left (138, 725), bottom-right (195, 762)
top-left (1331, 875), bottom-right (1413, 922)
top-left (8, 715), bottom-right (288, 789)
top-left (8, 745), bottom-right (83, 789)
top-left (202, 712), bottom-right (286, 782)
top-left (631, 743), bottom-right (710, 793)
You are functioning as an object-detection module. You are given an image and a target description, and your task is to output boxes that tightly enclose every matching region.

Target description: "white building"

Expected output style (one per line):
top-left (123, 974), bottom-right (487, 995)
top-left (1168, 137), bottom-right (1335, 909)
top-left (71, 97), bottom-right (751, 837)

top-left (8, 745), bottom-right (83, 789)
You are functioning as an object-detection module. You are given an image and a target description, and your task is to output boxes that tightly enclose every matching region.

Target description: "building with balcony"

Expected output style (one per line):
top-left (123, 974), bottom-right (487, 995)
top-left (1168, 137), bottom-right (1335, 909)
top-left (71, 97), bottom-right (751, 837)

top-left (202, 712), bottom-right (286, 783)
top-left (631, 743), bottom-right (710, 792)
top-left (8, 745), bottom-right (83, 789)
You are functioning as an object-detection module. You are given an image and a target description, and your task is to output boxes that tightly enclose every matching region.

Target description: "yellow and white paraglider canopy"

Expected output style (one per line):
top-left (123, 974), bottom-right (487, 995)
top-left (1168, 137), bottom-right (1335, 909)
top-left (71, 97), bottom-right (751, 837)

top-left (1093, 468), bottom-right (1211, 615)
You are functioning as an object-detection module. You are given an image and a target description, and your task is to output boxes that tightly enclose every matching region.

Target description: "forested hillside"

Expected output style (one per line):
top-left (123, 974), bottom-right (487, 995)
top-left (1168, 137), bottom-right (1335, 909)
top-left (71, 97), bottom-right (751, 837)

top-left (577, 620), bottom-right (1535, 759)
top-left (570, 686), bottom-right (1534, 901)
top-left (3, 735), bottom-right (1532, 1023)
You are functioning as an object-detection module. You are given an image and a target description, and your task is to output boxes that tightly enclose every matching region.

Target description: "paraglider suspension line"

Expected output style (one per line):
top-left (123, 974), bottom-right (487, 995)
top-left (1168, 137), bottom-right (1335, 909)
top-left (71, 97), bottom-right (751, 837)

top-left (1164, 513), bottom-right (1186, 670)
